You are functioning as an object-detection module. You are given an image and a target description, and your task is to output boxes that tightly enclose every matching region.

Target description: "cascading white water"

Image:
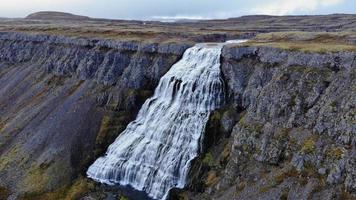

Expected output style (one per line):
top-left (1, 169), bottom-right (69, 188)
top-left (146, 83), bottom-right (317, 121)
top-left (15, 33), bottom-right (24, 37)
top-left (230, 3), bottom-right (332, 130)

top-left (87, 42), bottom-right (234, 200)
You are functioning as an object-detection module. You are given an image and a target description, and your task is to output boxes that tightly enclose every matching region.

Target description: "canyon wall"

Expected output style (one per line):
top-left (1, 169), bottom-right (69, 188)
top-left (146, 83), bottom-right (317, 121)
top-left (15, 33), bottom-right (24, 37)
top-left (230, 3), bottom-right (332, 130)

top-left (0, 32), bottom-right (355, 199)
top-left (0, 32), bottom-right (190, 199)
top-left (184, 45), bottom-right (355, 200)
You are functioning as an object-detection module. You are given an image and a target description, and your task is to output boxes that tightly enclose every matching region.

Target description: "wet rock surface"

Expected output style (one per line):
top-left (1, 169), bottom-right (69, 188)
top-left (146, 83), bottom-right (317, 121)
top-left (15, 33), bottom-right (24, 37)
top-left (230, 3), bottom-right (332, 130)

top-left (185, 46), bottom-right (356, 199)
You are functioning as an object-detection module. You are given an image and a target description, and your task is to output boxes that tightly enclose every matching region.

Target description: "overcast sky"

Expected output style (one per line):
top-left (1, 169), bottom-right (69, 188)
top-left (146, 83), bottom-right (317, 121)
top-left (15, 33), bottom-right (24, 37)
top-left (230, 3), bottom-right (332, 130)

top-left (0, 0), bottom-right (354, 20)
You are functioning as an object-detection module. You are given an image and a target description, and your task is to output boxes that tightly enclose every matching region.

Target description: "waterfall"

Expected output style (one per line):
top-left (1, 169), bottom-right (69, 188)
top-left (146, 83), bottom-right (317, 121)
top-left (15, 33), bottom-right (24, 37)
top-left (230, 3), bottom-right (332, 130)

top-left (87, 43), bottom-right (227, 200)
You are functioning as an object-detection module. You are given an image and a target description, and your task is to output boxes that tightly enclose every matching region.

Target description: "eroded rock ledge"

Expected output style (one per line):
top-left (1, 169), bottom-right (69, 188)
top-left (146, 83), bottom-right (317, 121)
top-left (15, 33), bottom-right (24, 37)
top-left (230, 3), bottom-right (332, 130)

top-left (185, 45), bottom-right (355, 200)
top-left (0, 32), bottom-right (191, 86)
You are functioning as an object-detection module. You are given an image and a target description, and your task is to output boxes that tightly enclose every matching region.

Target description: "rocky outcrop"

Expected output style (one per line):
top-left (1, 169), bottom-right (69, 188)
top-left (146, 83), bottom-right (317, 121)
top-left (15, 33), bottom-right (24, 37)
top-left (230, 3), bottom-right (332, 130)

top-left (0, 32), bottom-right (190, 199)
top-left (186, 46), bottom-right (355, 199)
top-left (0, 32), bottom-right (190, 86)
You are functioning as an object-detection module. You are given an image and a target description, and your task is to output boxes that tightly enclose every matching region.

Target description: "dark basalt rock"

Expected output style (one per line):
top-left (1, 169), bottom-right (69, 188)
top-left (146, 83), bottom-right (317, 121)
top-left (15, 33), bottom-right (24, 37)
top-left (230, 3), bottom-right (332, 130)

top-left (185, 45), bottom-right (355, 199)
top-left (0, 32), bottom-right (191, 86)
top-left (0, 32), bottom-right (190, 198)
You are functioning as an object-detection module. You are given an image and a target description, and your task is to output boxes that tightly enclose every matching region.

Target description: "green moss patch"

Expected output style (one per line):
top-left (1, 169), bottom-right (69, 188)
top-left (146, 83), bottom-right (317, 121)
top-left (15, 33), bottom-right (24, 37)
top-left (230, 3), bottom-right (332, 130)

top-left (202, 152), bottom-right (215, 167)
top-left (119, 196), bottom-right (129, 200)
top-left (239, 115), bottom-right (263, 134)
top-left (0, 145), bottom-right (25, 172)
top-left (21, 165), bottom-right (50, 194)
top-left (300, 136), bottom-right (317, 154)
top-left (63, 178), bottom-right (95, 200)
top-left (94, 112), bottom-right (131, 156)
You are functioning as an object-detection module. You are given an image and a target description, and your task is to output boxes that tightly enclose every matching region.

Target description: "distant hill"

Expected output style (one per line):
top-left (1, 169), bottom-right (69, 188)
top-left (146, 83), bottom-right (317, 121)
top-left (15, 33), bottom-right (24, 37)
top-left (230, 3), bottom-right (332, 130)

top-left (26, 11), bottom-right (90, 20)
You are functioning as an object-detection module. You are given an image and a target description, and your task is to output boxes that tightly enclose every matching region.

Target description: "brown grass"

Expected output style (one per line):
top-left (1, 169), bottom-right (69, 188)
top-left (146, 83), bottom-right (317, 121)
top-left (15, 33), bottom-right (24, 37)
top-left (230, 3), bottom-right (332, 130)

top-left (242, 42), bottom-right (356, 53)
top-left (238, 31), bottom-right (356, 53)
top-left (235, 181), bottom-right (246, 194)
top-left (326, 147), bottom-right (345, 160)
top-left (0, 120), bottom-right (5, 131)
top-left (205, 170), bottom-right (218, 186)
top-left (20, 177), bottom-right (95, 200)
top-left (254, 31), bottom-right (356, 43)
top-left (0, 186), bottom-right (10, 200)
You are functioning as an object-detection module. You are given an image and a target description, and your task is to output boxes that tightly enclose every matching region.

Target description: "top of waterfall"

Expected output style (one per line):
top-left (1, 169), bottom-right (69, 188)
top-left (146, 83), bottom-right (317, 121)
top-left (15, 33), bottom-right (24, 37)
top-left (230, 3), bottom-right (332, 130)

top-left (196, 39), bottom-right (248, 48)
top-left (225, 39), bottom-right (249, 44)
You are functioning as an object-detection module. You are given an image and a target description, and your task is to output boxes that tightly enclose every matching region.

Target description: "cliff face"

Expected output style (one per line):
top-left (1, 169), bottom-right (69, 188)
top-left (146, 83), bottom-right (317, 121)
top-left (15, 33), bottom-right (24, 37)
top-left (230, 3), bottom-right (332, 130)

top-left (0, 32), bottom-right (190, 198)
top-left (185, 46), bottom-right (355, 199)
top-left (0, 32), bottom-right (190, 86)
top-left (0, 32), bottom-right (355, 200)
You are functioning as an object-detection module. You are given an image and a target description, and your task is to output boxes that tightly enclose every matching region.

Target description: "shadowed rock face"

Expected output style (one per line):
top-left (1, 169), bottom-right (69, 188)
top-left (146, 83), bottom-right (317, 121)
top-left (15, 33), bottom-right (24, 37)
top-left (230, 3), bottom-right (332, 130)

top-left (0, 32), bottom-right (189, 198)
